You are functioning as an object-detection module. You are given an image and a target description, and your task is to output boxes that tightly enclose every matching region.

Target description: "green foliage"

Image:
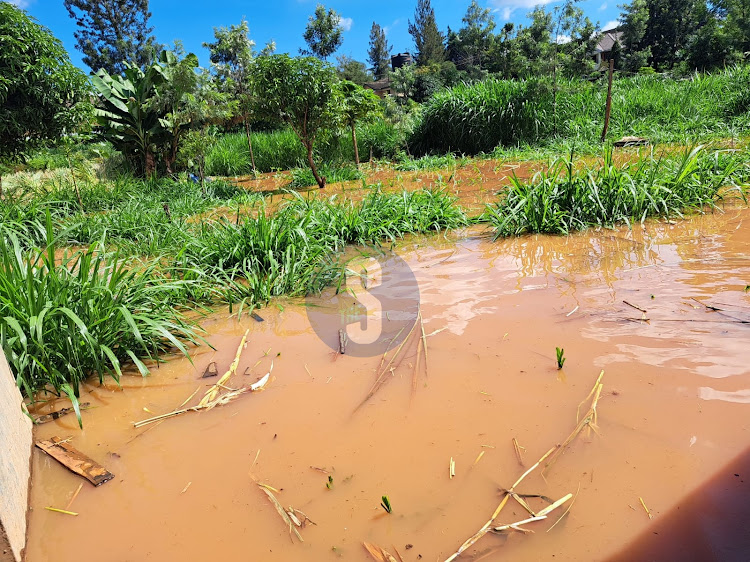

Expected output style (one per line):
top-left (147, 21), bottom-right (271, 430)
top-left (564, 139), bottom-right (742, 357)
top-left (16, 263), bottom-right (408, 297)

top-left (0, 4), bottom-right (91, 178)
top-left (381, 495), bottom-right (392, 513)
top-left (411, 66), bottom-right (750, 155)
top-left (252, 55), bottom-right (340, 188)
top-left (409, 0), bottom-right (446, 66)
top-left (337, 81), bottom-right (383, 166)
top-left (486, 147), bottom-right (745, 237)
top-left (302, 4), bottom-right (344, 61)
top-left (556, 347), bottom-right (566, 369)
top-left (0, 218), bottom-right (199, 420)
top-left (63, 0), bottom-right (160, 74)
top-left (336, 56), bottom-right (373, 86)
top-left (368, 23), bottom-right (392, 80)
top-left (447, 0), bottom-right (496, 70)
top-left (90, 50), bottom-right (199, 176)
top-left (289, 164), bottom-right (363, 188)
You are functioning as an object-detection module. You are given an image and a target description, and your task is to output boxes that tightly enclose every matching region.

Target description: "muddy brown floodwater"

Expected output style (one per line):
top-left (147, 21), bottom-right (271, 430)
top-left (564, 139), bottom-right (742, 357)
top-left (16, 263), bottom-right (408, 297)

top-left (27, 206), bottom-right (750, 562)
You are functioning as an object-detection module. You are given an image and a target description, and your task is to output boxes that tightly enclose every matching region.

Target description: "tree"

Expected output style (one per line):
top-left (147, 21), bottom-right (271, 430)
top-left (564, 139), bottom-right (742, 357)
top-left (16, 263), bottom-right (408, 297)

top-left (63, 0), bottom-right (160, 75)
top-left (203, 19), bottom-right (259, 172)
top-left (368, 23), bottom-right (392, 79)
top-left (390, 64), bottom-right (417, 102)
top-left (456, 0), bottom-right (496, 69)
top-left (336, 56), bottom-right (373, 85)
top-left (253, 55), bottom-right (338, 189)
top-left (0, 4), bottom-right (91, 195)
top-left (337, 81), bottom-right (382, 167)
top-left (302, 4), bottom-right (344, 61)
top-left (90, 50), bottom-right (199, 177)
top-left (408, 0), bottom-right (445, 65)
top-left (177, 74), bottom-right (235, 190)
top-left (515, 7), bottom-right (554, 77)
top-left (719, 0), bottom-right (750, 59)
top-left (620, 0), bottom-right (652, 71)
top-left (619, 0), bottom-right (705, 71)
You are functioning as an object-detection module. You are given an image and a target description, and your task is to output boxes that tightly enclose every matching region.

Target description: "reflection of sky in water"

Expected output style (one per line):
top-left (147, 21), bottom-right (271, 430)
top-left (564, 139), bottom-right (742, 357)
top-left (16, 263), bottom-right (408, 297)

top-left (400, 210), bottom-right (750, 400)
top-left (699, 387), bottom-right (750, 404)
top-left (413, 239), bottom-right (504, 335)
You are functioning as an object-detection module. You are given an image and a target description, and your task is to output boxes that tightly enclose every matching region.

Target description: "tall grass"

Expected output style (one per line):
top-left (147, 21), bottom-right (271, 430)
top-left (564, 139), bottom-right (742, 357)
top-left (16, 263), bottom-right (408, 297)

top-left (205, 122), bottom-right (408, 177)
top-left (0, 219), bottom-right (199, 420)
top-left (412, 65), bottom-right (750, 155)
top-left (486, 146), bottom-right (746, 236)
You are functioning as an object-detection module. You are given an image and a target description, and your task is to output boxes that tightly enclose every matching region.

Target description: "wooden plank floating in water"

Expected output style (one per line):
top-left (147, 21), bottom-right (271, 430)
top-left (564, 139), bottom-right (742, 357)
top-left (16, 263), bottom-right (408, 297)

top-left (35, 436), bottom-right (114, 487)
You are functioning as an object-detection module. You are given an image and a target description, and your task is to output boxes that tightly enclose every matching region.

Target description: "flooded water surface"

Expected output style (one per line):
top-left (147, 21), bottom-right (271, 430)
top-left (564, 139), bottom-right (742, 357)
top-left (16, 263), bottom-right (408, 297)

top-left (27, 206), bottom-right (750, 561)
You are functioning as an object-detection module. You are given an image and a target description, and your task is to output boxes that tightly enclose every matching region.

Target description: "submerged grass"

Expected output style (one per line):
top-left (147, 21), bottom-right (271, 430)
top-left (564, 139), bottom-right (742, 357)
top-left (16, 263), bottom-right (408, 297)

top-left (486, 146), bottom-right (747, 237)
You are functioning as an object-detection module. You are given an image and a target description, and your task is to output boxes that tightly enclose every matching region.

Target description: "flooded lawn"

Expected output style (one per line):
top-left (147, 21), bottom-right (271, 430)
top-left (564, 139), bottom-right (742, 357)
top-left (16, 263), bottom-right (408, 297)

top-left (27, 205), bottom-right (750, 561)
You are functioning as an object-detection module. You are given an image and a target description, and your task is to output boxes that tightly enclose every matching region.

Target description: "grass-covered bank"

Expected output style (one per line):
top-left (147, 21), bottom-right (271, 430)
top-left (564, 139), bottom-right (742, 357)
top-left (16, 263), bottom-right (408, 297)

top-left (411, 66), bottom-right (750, 156)
top-left (0, 180), bottom-right (467, 412)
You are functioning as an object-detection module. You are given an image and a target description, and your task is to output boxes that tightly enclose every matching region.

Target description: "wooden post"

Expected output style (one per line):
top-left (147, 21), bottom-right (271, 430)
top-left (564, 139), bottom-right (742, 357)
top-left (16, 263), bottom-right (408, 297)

top-left (601, 58), bottom-right (615, 143)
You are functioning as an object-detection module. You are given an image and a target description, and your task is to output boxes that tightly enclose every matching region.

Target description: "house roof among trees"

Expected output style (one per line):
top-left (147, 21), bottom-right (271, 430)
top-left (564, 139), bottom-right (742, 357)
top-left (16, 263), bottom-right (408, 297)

top-left (595, 30), bottom-right (623, 54)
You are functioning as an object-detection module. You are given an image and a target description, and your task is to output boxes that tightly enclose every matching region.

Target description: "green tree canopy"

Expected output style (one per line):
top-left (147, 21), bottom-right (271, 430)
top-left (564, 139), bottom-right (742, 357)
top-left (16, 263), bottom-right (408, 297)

top-left (336, 80), bottom-right (382, 167)
top-left (453, 0), bottom-right (496, 69)
top-left (63, 0), bottom-right (160, 74)
top-left (203, 19), bottom-right (259, 171)
top-left (336, 55), bottom-right (373, 86)
top-left (252, 55), bottom-right (338, 188)
top-left (368, 22), bottom-right (392, 79)
top-left (408, 0), bottom-right (446, 65)
top-left (302, 4), bottom-right (344, 61)
top-left (0, 3), bottom-right (91, 191)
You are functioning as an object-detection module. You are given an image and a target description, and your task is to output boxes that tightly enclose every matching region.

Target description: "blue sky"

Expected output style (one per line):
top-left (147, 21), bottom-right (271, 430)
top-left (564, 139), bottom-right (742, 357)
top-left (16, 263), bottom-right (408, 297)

top-left (13, 0), bottom-right (623, 72)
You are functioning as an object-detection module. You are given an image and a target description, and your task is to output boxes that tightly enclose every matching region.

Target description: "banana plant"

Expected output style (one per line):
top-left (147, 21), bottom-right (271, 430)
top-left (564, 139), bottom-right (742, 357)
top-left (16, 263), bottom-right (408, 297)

top-left (90, 50), bottom-right (198, 177)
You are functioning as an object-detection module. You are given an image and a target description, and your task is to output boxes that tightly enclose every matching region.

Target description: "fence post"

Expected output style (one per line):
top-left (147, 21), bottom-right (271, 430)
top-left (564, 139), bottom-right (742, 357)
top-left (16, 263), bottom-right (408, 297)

top-left (601, 58), bottom-right (615, 143)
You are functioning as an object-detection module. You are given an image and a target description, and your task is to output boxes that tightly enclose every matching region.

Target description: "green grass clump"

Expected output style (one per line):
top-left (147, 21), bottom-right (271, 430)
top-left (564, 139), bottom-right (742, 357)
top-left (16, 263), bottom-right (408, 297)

top-left (182, 189), bottom-right (468, 305)
top-left (412, 65), bottom-right (750, 155)
top-left (289, 165), bottom-right (364, 188)
top-left (486, 146), bottom-right (745, 237)
top-left (394, 153), bottom-right (466, 171)
top-left (0, 220), bottom-right (199, 420)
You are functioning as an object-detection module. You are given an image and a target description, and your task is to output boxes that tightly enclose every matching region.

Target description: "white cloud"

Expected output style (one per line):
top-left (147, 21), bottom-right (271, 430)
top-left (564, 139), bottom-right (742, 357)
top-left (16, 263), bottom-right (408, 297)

top-left (602, 19), bottom-right (621, 31)
top-left (383, 19), bottom-right (401, 36)
top-left (599, 3), bottom-right (608, 10)
top-left (556, 34), bottom-right (571, 44)
top-left (340, 17), bottom-right (353, 31)
top-left (9, 0), bottom-right (31, 7)
top-left (489, 0), bottom-right (559, 20)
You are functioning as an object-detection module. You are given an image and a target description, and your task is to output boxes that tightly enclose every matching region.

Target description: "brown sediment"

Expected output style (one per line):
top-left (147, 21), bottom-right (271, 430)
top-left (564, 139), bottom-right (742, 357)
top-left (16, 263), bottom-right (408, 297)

top-left (26, 204), bottom-right (750, 561)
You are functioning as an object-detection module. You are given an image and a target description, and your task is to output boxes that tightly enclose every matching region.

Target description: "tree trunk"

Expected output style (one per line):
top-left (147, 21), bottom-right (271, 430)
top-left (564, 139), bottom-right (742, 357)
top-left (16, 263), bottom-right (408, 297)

top-left (145, 150), bottom-right (156, 178)
top-left (244, 118), bottom-right (256, 175)
top-left (306, 142), bottom-right (325, 189)
top-left (351, 123), bottom-right (360, 168)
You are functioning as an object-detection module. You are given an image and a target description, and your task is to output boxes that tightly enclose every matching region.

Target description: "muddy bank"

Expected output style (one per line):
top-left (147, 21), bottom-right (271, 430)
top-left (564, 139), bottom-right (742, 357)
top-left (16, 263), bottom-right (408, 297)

top-left (26, 206), bottom-right (750, 561)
